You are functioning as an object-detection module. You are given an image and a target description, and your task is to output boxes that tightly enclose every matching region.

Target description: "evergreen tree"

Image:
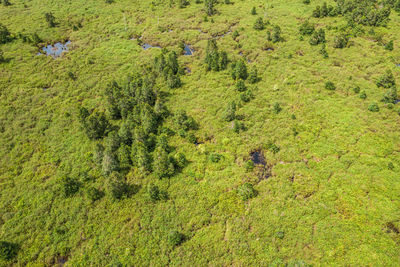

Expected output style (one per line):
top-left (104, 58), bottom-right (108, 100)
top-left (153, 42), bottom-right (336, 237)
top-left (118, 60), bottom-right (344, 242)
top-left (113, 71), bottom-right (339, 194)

top-left (0, 23), bottom-right (10, 44)
top-left (299, 21), bottom-right (314, 36)
top-left (231, 59), bottom-right (248, 80)
top-left (236, 79), bottom-right (247, 92)
top-left (253, 17), bottom-right (265, 30)
top-left (141, 104), bottom-right (158, 135)
top-left (272, 25), bottom-right (282, 43)
top-left (153, 146), bottom-right (175, 179)
top-left (205, 0), bottom-right (217, 16)
top-left (251, 7), bottom-right (257, 15)
top-left (382, 87), bottom-right (398, 103)
top-left (83, 111), bottom-right (110, 140)
top-left (248, 66), bottom-right (259, 84)
top-left (333, 33), bottom-right (349, 48)
top-left (102, 148), bottom-right (120, 176)
top-left (385, 40), bottom-right (394, 51)
top-left (134, 142), bottom-right (151, 173)
top-left (223, 101), bottom-right (236, 122)
top-left (377, 70), bottom-right (396, 88)
top-left (44, 12), bottom-right (56, 27)
top-left (118, 144), bottom-right (132, 169)
top-left (309, 29), bottom-right (325, 45)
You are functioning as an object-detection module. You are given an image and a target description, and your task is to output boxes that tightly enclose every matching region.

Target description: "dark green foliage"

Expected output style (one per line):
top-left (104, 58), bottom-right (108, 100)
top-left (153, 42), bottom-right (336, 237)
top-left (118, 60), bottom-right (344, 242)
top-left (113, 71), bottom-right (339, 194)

top-left (276, 231), bottom-right (285, 239)
top-left (232, 30), bottom-right (239, 40)
top-left (313, 2), bottom-right (335, 18)
top-left (320, 44), bottom-right (329, 58)
top-left (44, 12), bottom-right (56, 27)
top-left (153, 146), bottom-right (175, 179)
top-left (148, 184), bottom-right (168, 201)
top-left (396, 0), bottom-right (400, 12)
top-left (105, 0), bottom-right (114, 3)
top-left (251, 7), bottom-right (256, 15)
top-left (271, 25), bottom-right (282, 43)
top-left (299, 21), bottom-right (314, 36)
top-left (381, 87), bottom-right (398, 104)
top-left (360, 90), bottom-right (367, 99)
top-left (336, 0), bottom-right (391, 27)
top-left (0, 241), bottom-right (19, 261)
top-left (325, 81), bottom-right (336, 90)
top-left (248, 66), bottom-right (259, 84)
top-left (133, 141), bottom-right (152, 173)
top-left (105, 131), bottom-right (120, 152)
top-left (240, 90), bottom-right (254, 103)
top-left (309, 29), bottom-right (325, 45)
top-left (273, 102), bottom-right (282, 114)
top-left (237, 183), bottom-right (257, 200)
top-left (368, 102), bottom-right (380, 112)
top-left (303, 0), bottom-right (310, 4)
top-left (168, 231), bottom-right (185, 247)
top-left (388, 162), bottom-right (395, 170)
top-left (205, 0), bottom-right (217, 16)
top-left (2, 0), bottom-right (11, 6)
top-left (384, 40), bottom-right (394, 51)
top-left (108, 178), bottom-right (132, 200)
top-left (0, 23), bottom-right (11, 44)
top-left (266, 142), bottom-right (280, 154)
top-left (333, 33), bottom-right (349, 48)
top-left (118, 144), bottom-right (132, 169)
top-left (174, 110), bottom-right (197, 131)
top-left (236, 79), bottom-right (247, 92)
top-left (223, 101), bottom-right (236, 122)
top-left (0, 50), bottom-right (4, 63)
top-left (377, 70), bottom-right (396, 88)
top-left (353, 86), bottom-right (360, 94)
top-left (233, 120), bottom-right (245, 133)
top-left (82, 111), bottom-right (110, 140)
top-left (231, 59), bottom-right (248, 80)
top-left (61, 176), bottom-right (81, 197)
top-left (253, 17), bottom-right (265, 30)
top-left (86, 187), bottom-right (104, 202)
top-left (204, 39), bottom-right (228, 72)
top-left (175, 153), bottom-right (187, 168)
top-left (209, 153), bottom-right (222, 163)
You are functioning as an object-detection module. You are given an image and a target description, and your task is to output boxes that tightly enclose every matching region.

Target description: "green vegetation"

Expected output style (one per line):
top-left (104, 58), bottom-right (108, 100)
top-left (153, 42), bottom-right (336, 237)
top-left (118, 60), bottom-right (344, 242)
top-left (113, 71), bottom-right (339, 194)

top-left (1, 0), bottom-right (400, 265)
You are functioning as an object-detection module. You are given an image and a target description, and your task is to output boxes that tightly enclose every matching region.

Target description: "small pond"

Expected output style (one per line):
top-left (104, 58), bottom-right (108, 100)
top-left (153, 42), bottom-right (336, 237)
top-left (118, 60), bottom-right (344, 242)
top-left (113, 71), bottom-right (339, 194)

top-left (142, 43), bottom-right (161, 50)
top-left (250, 150), bottom-right (265, 166)
top-left (184, 44), bottom-right (193, 55)
top-left (37, 40), bottom-right (71, 58)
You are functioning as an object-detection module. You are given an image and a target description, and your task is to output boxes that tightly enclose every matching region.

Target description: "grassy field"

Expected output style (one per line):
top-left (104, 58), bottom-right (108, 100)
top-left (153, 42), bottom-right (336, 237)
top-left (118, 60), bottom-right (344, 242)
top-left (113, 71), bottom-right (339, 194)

top-left (1, 0), bottom-right (400, 266)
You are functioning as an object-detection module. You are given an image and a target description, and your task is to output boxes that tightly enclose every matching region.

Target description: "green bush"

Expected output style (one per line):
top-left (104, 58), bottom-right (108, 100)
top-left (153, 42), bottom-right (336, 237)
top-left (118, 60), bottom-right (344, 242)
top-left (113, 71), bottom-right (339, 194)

top-left (353, 86), bottom-right (360, 94)
top-left (231, 59), bottom-right (248, 80)
top-left (168, 231), bottom-right (185, 247)
top-left (0, 241), bottom-right (19, 261)
top-left (251, 7), bottom-right (256, 15)
top-left (325, 81), bottom-right (336, 90)
top-left (0, 23), bottom-right (11, 44)
top-left (244, 160), bottom-right (254, 172)
top-left (333, 33), bottom-right (349, 48)
top-left (61, 176), bottom-right (81, 197)
top-left (236, 79), bottom-right (247, 92)
top-left (273, 102), bottom-right (282, 114)
top-left (253, 17), bottom-right (264, 30)
top-left (148, 184), bottom-right (168, 202)
top-left (377, 70), bottom-right (396, 88)
top-left (237, 183), bottom-right (257, 200)
top-left (86, 187), bottom-right (104, 202)
top-left (248, 66), bottom-right (259, 84)
top-left (368, 102), bottom-right (380, 112)
top-left (309, 29), bottom-right (325, 45)
top-left (360, 90), bottom-right (367, 99)
top-left (44, 12), bottom-right (56, 27)
top-left (299, 21), bottom-right (314, 36)
top-left (384, 40), bottom-right (394, 51)
top-left (223, 101), bottom-right (236, 122)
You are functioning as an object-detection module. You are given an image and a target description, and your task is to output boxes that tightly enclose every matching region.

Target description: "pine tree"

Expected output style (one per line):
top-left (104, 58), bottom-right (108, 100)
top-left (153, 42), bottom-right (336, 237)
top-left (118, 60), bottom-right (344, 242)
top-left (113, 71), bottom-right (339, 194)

top-left (248, 66), bottom-right (259, 84)
top-left (223, 101), bottom-right (236, 122)
top-left (153, 146), bottom-right (175, 179)
top-left (253, 17), bottom-right (265, 30)
top-left (0, 23), bottom-right (10, 44)
top-left (205, 0), bottom-right (217, 16)
top-left (232, 59), bottom-right (248, 80)
top-left (251, 7), bottom-right (257, 15)
top-left (44, 12), bottom-right (56, 27)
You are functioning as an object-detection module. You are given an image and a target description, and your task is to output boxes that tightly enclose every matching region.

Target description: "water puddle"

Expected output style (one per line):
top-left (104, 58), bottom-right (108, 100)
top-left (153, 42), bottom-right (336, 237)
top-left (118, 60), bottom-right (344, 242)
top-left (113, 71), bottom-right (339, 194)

top-left (183, 44), bottom-right (193, 55)
top-left (251, 150), bottom-right (265, 166)
top-left (141, 43), bottom-right (161, 50)
top-left (37, 40), bottom-right (71, 58)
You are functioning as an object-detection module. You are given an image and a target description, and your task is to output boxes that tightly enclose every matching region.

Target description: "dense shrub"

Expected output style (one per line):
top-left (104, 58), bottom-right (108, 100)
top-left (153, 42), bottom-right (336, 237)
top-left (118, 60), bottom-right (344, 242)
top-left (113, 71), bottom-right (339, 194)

top-left (251, 7), bottom-right (256, 15)
top-left (148, 184), bottom-right (168, 201)
top-left (81, 111), bottom-right (110, 140)
top-left (299, 21), bottom-right (314, 36)
top-left (325, 81), bottom-right (336, 90)
top-left (253, 17), bottom-right (265, 30)
top-left (223, 101), bottom-right (236, 122)
top-left (309, 29), bottom-right (325, 45)
top-left (174, 110), bottom-right (196, 131)
top-left (333, 33), bottom-right (349, 48)
top-left (384, 40), bottom-right (394, 51)
top-left (205, 0), bottom-right (217, 15)
top-left (61, 176), bottom-right (81, 197)
top-left (0, 241), bottom-right (19, 261)
top-left (44, 12), bottom-right (56, 27)
top-left (271, 26), bottom-right (282, 43)
top-left (273, 102), bottom-right (282, 114)
top-left (86, 187), bottom-right (104, 202)
top-left (168, 231), bottom-right (185, 246)
top-left (248, 66), bottom-right (259, 84)
top-left (231, 59), bottom-right (248, 80)
top-left (204, 39), bottom-right (228, 71)
top-left (381, 87), bottom-right (398, 103)
top-left (368, 102), bottom-right (380, 112)
top-left (237, 183), bottom-right (257, 200)
top-left (377, 70), bottom-right (396, 88)
top-left (153, 146), bottom-right (175, 179)
top-left (236, 79), bottom-right (247, 92)
top-left (0, 23), bottom-right (11, 44)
